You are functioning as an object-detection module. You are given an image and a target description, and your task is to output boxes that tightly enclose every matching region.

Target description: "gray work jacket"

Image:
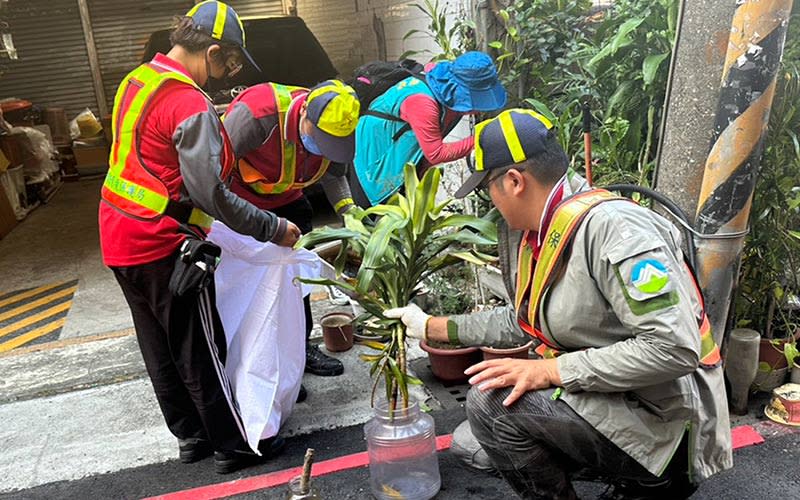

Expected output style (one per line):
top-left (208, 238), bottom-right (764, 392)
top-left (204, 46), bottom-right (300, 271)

top-left (452, 175), bottom-right (732, 482)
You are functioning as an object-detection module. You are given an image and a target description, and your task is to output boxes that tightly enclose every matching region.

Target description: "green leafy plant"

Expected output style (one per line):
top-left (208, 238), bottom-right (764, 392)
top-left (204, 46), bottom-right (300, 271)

top-left (401, 0), bottom-right (468, 61)
top-left (296, 165), bottom-right (498, 411)
top-left (486, 0), bottom-right (677, 186)
top-left (581, 0), bottom-right (678, 185)
top-left (489, 1), bottom-right (593, 103)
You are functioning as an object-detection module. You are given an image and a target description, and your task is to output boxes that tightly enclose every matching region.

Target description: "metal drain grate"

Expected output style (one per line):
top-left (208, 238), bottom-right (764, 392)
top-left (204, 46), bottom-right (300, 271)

top-left (410, 357), bottom-right (472, 410)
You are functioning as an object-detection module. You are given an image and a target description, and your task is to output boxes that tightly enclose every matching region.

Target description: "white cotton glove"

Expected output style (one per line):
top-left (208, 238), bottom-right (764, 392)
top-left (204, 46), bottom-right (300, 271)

top-left (383, 303), bottom-right (431, 340)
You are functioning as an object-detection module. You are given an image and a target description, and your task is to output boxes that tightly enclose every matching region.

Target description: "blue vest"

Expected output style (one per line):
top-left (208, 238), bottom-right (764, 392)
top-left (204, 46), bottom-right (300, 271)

top-left (353, 77), bottom-right (433, 205)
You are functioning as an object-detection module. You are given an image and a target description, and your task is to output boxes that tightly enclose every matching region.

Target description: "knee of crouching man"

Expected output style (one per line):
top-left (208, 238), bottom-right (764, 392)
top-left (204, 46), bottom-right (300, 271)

top-left (466, 386), bottom-right (503, 431)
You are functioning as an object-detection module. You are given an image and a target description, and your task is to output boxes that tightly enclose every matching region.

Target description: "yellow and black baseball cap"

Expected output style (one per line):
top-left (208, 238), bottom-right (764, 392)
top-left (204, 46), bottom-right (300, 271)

top-left (305, 80), bottom-right (361, 163)
top-left (186, 1), bottom-right (260, 72)
top-left (455, 109), bottom-right (554, 198)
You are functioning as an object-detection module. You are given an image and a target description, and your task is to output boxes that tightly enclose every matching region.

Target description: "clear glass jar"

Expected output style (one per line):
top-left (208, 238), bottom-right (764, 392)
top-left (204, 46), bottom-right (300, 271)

top-left (364, 399), bottom-right (441, 500)
top-left (286, 476), bottom-right (321, 500)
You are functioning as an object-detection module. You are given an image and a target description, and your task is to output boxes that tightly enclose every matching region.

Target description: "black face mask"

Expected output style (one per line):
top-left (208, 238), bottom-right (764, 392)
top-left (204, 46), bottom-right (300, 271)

top-left (202, 53), bottom-right (229, 93)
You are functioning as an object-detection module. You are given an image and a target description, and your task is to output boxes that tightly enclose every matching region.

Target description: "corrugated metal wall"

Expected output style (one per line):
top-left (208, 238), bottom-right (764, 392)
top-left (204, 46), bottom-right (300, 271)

top-left (0, 0), bottom-right (285, 119)
top-left (0, 0), bottom-right (98, 118)
top-left (88, 0), bottom-right (194, 116)
top-left (225, 0), bottom-right (286, 18)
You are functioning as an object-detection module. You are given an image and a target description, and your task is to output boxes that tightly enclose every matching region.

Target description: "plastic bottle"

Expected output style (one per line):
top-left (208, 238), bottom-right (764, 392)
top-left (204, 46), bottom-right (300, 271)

top-left (364, 399), bottom-right (441, 500)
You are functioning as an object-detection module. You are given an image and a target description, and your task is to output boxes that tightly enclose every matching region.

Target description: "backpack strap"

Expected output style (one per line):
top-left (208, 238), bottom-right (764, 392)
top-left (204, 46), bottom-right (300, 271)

top-left (363, 97), bottom-right (449, 142)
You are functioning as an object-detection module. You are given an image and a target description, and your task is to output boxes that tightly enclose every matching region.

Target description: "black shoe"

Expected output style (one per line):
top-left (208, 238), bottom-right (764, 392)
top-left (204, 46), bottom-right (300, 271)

top-left (296, 384), bottom-right (308, 403)
top-left (598, 478), bottom-right (696, 500)
top-left (214, 436), bottom-right (286, 475)
top-left (305, 343), bottom-right (344, 376)
top-left (178, 438), bottom-right (212, 464)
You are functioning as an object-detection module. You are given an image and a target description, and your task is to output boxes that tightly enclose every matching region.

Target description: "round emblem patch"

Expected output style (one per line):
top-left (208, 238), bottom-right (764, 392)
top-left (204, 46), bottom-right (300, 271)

top-left (631, 259), bottom-right (669, 294)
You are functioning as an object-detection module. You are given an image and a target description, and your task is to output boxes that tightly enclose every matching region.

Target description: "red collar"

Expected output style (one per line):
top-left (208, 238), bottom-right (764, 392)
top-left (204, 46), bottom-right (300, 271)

top-left (526, 180), bottom-right (566, 259)
top-left (284, 92), bottom-right (307, 145)
top-left (150, 53), bottom-right (194, 80)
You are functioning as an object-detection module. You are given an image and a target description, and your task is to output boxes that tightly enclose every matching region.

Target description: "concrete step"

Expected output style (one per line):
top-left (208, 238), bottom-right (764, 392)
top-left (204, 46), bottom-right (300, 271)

top-left (0, 329), bottom-right (144, 404)
top-left (0, 336), bottom-right (431, 493)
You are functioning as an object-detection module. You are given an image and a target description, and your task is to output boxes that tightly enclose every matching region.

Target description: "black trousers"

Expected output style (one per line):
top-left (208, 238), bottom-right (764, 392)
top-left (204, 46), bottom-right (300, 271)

top-left (346, 164), bottom-right (373, 209)
top-left (112, 252), bottom-right (247, 452)
top-left (467, 386), bottom-right (693, 499)
top-left (271, 196), bottom-right (314, 342)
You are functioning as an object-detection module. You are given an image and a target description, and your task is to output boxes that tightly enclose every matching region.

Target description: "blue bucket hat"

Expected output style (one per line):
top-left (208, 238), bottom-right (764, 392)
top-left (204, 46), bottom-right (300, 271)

top-left (186, 1), bottom-right (261, 73)
top-left (426, 52), bottom-right (507, 113)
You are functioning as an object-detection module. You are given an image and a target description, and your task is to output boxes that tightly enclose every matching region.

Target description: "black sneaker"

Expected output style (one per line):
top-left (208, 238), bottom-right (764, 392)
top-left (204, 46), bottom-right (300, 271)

top-left (178, 438), bottom-right (212, 464)
top-left (305, 343), bottom-right (344, 376)
top-left (598, 478), bottom-right (696, 500)
top-left (214, 436), bottom-right (286, 475)
top-left (296, 384), bottom-right (308, 403)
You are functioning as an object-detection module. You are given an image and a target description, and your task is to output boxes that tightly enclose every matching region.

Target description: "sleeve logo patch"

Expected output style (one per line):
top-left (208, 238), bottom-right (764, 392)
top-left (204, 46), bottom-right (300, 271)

top-left (631, 259), bottom-right (669, 294)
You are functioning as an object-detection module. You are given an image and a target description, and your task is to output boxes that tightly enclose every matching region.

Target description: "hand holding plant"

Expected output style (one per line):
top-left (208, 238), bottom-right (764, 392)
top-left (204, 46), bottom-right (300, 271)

top-left (296, 164), bottom-right (497, 410)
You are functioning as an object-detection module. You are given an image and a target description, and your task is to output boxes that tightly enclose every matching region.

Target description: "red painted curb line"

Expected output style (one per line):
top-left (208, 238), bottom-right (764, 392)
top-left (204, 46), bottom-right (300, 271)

top-left (145, 425), bottom-right (764, 500)
top-left (143, 435), bottom-right (453, 500)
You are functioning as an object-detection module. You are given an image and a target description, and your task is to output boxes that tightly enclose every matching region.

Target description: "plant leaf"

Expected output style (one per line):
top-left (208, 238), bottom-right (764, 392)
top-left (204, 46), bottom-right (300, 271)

top-left (434, 214), bottom-right (498, 241)
top-left (413, 166), bottom-right (441, 235)
top-left (642, 53), bottom-right (670, 86)
top-left (361, 340), bottom-right (389, 351)
top-left (388, 358), bottom-right (409, 403)
top-left (295, 227), bottom-right (363, 249)
top-left (357, 216), bottom-right (409, 294)
top-left (449, 250), bottom-right (494, 265)
top-left (364, 205), bottom-right (406, 219)
top-left (438, 229), bottom-right (498, 246)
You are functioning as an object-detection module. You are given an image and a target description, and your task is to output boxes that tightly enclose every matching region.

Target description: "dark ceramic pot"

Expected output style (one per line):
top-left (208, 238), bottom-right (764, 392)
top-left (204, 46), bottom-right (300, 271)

top-left (420, 339), bottom-right (481, 384)
top-left (480, 341), bottom-right (534, 361)
top-left (321, 312), bottom-right (354, 352)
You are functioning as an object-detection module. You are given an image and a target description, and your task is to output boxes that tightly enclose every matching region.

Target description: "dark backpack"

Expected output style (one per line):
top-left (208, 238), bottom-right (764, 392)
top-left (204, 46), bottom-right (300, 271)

top-left (348, 59), bottom-right (445, 141)
top-left (348, 59), bottom-right (425, 115)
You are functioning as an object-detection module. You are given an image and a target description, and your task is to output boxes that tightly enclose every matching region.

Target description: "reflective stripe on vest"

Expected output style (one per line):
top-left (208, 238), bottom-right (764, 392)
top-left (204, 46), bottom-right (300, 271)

top-left (236, 83), bottom-right (331, 195)
top-left (101, 63), bottom-right (218, 230)
top-left (514, 189), bottom-right (721, 369)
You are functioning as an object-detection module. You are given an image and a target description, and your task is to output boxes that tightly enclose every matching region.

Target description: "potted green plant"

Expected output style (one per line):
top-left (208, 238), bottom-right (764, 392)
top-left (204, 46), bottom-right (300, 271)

top-left (296, 165), bottom-right (496, 500)
top-left (295, 164), bottom-right (497, 411)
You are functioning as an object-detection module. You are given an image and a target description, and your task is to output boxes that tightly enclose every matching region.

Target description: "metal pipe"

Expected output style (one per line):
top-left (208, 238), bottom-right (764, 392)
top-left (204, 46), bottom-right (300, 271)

top-left (605, 183), bottom-right (697, 270)
top-left (76, 0), bottom-right (108, 117)
top-left (581, 97), bottom-right (592, 186)
top-left (694, 0), bottom-right (794, 346)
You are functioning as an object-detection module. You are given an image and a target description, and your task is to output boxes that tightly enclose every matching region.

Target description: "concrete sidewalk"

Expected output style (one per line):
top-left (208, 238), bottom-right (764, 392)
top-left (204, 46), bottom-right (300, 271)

top-left (0, 336), bottom-right (430, 493)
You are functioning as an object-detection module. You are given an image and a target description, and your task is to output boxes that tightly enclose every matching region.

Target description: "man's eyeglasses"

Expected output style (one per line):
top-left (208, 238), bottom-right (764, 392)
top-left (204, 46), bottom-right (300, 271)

top-left (478, 169), bottom-right (509, 192)
top-left (225, 58), bottom-right (243, 78)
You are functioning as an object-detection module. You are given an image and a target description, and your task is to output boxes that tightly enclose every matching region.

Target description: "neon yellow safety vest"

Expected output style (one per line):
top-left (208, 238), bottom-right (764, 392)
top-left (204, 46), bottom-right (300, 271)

top-left (234, 83), bottom-right (331, 195)
top-left (101, 62), bottom-right (232, 230)
top-left (515, 189), bottom-right (721, 367)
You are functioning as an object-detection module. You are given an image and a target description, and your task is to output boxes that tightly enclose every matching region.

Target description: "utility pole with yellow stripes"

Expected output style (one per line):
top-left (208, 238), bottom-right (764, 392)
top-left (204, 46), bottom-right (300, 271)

top-left (694, 0), bottom-right (794, 346)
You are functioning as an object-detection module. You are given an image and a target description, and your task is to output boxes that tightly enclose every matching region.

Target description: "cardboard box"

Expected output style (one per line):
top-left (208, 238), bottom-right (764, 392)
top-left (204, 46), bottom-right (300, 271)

top-left (73, 141), bottom-right (110, 175)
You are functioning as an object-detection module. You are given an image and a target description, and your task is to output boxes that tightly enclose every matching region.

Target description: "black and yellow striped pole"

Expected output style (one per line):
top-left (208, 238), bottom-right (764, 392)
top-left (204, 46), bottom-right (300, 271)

top-left (694, 0), bottom-right (794, 346)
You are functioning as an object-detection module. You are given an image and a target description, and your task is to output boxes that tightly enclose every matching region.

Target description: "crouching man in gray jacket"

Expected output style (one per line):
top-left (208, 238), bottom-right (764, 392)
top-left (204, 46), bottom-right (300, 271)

top-left (385, 109), bottom-right (732, 499)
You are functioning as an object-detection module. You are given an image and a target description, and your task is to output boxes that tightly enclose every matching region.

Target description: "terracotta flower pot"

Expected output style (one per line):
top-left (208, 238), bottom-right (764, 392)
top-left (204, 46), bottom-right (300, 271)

top-left (759, 337), bottom-right (790, 370)
top-left (321, 312), bottom-right (354, 353)
top-left (480, 341), bottom-right (533, 361)
top-left (420, 339), bottom-right (481, 384)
